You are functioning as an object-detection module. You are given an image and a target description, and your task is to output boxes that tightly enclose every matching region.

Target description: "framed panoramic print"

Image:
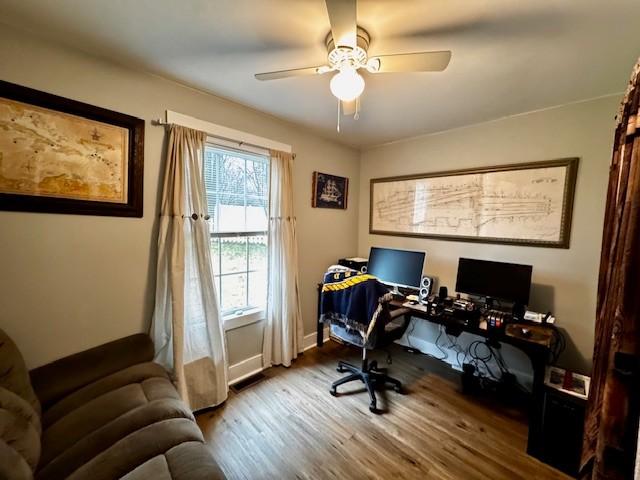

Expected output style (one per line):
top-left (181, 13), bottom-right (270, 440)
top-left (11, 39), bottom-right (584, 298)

top-left (369, 158), bottom-right (579, 248)
top-left (312, 171), bottom-right (349, 209)
top-left (0, 80), bottom-right (144, 217)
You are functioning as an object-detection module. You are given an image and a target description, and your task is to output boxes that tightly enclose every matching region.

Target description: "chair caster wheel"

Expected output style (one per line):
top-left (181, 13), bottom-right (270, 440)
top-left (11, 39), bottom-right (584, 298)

top-left (337, 367), bottom-right (345, 373)
top-left (394, 385), bottom-right (403, 394)
top-left (330, 388), bottom-right (337, 397)
top-left (369, 403), bottom-right (378, 413)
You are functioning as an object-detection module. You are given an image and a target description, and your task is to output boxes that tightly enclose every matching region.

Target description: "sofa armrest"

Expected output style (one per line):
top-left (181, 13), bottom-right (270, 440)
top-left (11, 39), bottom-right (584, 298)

top-left (29, 333), bottom-right (156, 409)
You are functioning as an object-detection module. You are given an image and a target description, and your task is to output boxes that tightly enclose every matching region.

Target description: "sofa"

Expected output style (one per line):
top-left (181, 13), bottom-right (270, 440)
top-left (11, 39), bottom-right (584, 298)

top-left (0, 329), bottom-right (225, 479)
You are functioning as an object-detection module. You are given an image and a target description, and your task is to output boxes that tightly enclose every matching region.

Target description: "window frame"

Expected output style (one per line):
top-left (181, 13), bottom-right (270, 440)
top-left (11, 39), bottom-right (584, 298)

top-left (204, 141), bottom-right (270, 330)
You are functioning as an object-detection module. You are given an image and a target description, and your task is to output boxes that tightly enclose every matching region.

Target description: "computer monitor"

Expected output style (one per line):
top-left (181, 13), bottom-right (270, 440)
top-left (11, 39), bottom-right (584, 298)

top-left (367, 247), bottom-right (425, 291)
top-left (455, 257), bottom-right (532, 305)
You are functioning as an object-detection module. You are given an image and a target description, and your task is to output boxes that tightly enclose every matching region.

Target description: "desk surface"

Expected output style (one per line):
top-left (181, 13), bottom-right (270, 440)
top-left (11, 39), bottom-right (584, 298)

top-left (389, 299), bottom-right (554, 353)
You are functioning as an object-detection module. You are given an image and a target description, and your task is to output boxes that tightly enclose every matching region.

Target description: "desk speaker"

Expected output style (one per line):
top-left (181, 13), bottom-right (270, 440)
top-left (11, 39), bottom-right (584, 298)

top-left (419, 276), bottom-right (433, 304)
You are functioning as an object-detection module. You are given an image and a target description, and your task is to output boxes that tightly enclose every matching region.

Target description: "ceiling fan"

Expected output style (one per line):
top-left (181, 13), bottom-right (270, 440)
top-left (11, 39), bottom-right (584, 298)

top-left (254, 0), bottom-right (451, 129)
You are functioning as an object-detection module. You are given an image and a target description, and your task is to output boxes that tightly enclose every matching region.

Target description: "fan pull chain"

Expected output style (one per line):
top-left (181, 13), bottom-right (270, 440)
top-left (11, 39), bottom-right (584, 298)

top-left (336, 98), bottom-right (341, 133)
top-left (354, 96), bottom-right (360, 121)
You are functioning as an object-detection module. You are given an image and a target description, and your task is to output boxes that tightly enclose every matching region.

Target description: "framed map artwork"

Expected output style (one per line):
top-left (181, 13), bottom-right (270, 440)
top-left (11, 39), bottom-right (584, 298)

top-left (0, 80), bottom-right (144, 217)
top-left (369, 158), bottom-right (579, 248)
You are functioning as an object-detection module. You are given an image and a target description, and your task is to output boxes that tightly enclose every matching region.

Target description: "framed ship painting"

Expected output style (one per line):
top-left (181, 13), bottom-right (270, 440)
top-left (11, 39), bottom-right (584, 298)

top-left (312, 171), bottom-right (348, 209)
top-left (0, 80), bottom-right (144, 217)
top-left (369, 158), bottom-right (579, 248)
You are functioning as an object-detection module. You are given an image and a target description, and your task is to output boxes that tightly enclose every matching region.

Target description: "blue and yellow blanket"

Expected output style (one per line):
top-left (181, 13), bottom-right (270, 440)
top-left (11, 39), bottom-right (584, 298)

top-left (320, 269), bottom-right (391, 339)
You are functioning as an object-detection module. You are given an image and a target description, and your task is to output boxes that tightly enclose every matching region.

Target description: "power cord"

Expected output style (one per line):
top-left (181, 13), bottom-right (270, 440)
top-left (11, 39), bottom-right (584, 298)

top-left (444, 332), bottom-right (468, 369)
top-left (549, 325), bottom-right (566, 364)
top-left (403, 323), bottom-right (448, 361)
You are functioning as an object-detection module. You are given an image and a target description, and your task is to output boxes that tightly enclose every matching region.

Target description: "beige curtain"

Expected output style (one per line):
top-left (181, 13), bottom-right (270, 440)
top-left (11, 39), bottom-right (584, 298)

top-left (151, 125), bottom-right (228, 410)
top-left (262, 149), bottom-right (303, 367)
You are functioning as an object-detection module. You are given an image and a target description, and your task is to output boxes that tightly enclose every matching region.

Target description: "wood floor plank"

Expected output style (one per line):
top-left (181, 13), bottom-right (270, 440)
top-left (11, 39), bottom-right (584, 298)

top-left (197, 342), bottom-right (570, 480)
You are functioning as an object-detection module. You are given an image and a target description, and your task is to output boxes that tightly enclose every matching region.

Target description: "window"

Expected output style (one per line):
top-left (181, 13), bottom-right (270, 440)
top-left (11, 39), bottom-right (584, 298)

top-left (204, 144), bottom-right (269, 323)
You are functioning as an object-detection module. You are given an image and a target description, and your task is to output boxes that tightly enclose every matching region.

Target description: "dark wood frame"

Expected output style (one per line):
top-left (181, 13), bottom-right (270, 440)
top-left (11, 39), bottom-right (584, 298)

top-left (312, 171), bottom-right (349, 210)
top-left (0, 80), bottom-right (144, 217)
top-left (369, 158), bottom-right (579, 248)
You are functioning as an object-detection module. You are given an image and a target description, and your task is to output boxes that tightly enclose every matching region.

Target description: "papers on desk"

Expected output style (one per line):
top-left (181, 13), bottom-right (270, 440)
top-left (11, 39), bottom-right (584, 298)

top-left (344, 257), bottom-right (368, 263)
top-left (402, 301), bottom-right (428, 312)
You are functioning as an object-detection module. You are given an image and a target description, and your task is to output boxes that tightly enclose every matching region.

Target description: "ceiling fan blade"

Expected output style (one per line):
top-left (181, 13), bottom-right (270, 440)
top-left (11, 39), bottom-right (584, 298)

top-left (254, 66), bottom-right (325, 81)
top-left (342, 100), bottom-right (356, 116)
top-left (325, 0), bottom-right (357, 49)
top-left (369, 51), bottom-right (452, 73)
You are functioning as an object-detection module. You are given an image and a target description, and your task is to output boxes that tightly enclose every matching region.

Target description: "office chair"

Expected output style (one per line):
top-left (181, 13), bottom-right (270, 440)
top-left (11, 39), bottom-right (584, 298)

top-left (329, 299), bottom-right (411, 412)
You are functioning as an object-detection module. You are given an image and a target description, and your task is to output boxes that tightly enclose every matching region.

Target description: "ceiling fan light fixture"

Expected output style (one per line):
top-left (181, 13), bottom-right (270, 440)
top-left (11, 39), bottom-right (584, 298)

top-left (329, 67), bottom-right (365, 101)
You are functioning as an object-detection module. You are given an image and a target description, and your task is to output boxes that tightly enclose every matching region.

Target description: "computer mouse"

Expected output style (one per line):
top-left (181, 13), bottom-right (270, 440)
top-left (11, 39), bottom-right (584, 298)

top-left (521, 327), bottom-right (532, 338)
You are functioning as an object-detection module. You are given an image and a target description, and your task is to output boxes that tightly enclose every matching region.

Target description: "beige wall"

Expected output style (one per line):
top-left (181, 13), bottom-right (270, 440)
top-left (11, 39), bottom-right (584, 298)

top-left (0, 23), bottom-right (617, 376)
top-left (358, 95), bottom-right (619, 374)
top-left (0, 25), bottom-right (360, 369)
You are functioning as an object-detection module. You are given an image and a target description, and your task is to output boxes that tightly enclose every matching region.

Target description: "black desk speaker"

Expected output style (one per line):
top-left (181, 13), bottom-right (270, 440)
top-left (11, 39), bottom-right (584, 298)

top-left (438, 286), bottom-right (448, 300)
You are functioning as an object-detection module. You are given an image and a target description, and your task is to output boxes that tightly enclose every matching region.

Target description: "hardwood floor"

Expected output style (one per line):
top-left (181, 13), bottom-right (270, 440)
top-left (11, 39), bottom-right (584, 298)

top-left (197, 341), bottom-right (569, 480)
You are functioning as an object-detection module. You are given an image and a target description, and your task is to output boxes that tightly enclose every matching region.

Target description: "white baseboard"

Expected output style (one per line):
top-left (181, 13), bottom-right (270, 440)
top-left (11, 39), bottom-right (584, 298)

top-left (302, 327), bottom-right (330, 351)
top-left (228, 327), bottom-right (329, 385)
top-left (228, 353), bottom-right (264, 386)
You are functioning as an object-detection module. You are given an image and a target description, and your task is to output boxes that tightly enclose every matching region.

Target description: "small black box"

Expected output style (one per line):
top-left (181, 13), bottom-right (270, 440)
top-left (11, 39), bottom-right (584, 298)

top-left (539, 386), bottom-right (586, 477)
top-left (338, 257), bottom-right (368, 273)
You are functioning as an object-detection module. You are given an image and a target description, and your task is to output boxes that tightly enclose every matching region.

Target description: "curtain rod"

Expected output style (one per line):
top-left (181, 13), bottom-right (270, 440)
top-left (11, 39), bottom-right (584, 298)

top-left (151, 118), bottom-right (296, 159)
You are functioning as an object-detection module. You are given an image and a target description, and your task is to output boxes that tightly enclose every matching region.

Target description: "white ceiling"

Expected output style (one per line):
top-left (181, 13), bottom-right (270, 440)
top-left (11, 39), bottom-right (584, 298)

top-left (1, 0), bottom-right (639, 147)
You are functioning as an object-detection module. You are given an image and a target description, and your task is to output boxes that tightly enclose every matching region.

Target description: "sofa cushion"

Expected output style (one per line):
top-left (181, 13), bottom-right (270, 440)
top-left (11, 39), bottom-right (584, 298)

top-left (0, 438), bottom-right (34, 480)
top-left (38, 397), bottom-right (195, 479)
top-left (63, 418), bottom-right (205, 480)
top-left (30, 334), bottom-right (155, 411)
top-left (0, 329), bottom-right (40, 417)
top-left (0, 386), bottom-right (41, 436)
top-left (42, 361), bottom-right (168, 428)
top-left (121, 441), bottom-right (225, 480)
top-left (0, 386), bottom-right (41, 475)
top-left (41, 376), bottom-right (176, 464)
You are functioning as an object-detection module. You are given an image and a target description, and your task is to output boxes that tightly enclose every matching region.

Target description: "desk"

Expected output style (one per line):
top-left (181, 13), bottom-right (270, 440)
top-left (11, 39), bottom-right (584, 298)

top-left (316, 284), bottom-right (554, 459)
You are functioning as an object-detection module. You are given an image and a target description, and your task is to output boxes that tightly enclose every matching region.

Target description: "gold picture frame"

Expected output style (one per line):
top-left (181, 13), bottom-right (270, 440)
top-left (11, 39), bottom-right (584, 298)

top-left (369, 158), bottom-right (579, 248)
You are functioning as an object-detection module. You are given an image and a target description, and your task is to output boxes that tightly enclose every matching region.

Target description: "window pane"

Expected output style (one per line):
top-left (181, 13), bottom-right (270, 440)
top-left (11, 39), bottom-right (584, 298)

top-left (248, 271), bottom-right (267, 310)
top-left (204, 144), bottom-right (270, 318)
top-left (210, 237), bottom-right (220, 275)
top-left (246, 196), bottom-right (268, 231)
top-left (246, 159), bottom-right (268, 196)
top-left (219, 156), bottom-right (245, 194)
top-left (220, 273), bottom-right (247, 313)
top-left (248, 235), bottom-right (267, 271)
top-left (206, 190), bottom-right (218, 233)
top-left (217, 194), bottom-right (245, 232)
top-left (220, 237), bottom-right (247, 274)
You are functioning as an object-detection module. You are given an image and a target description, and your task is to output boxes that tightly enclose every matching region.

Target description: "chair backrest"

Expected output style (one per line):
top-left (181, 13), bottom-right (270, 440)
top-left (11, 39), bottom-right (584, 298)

top-left (330, 298), bottom-right (409, 350)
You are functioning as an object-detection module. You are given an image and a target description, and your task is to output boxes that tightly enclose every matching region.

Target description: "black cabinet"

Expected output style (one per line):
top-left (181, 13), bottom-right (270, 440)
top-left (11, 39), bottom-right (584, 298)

top-left (538, 387), bottom-right (586, 477)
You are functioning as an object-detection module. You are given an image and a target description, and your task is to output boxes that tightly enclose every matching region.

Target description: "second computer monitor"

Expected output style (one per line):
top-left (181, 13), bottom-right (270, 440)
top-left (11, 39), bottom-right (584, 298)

top-left (367, 247), bottom-right (425, 290)
top-left (455, 257), bottom-right (532, 305)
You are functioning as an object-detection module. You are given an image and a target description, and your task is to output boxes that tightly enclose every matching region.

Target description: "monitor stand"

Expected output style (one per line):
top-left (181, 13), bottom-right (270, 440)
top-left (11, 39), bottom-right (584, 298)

top-left (389, 285), bottom-right (401, 296)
